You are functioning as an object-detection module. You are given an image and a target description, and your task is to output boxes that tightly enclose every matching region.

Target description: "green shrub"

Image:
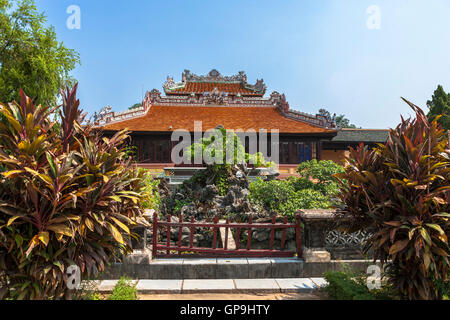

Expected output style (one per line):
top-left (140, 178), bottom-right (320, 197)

top-left (72, 280), bottom-right (104, 300)
top-left (0, 86), bottom-right (148, 300)
top-left (108, 277), bottom-right (138, 300)
top-left (295, 159), bottom-right (344, 197)
top-left (249, 160), bottom-right (344, 218)
top-left (434, 279), bottom-right (450, 299)
top-left (174, 199), bottom-right (192, 214)
top-left (335, 100), bottom-right (449, 300)
top-left (139, 168), bottom-right (161, 210)
top-left (212, 165), bottom-right (231, 196)
top-left (249, 178), bottom-right (331, 219)
top-left (324, 271), bottom-right (394, 300)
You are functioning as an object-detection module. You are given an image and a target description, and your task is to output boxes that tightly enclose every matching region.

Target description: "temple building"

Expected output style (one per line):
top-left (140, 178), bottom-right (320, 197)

top-left (95, 69), bottom-right (387, 177)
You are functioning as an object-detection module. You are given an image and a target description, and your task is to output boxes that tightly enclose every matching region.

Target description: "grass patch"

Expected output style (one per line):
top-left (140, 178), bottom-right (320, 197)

top-left (323, 270), bottom-right (394, 300)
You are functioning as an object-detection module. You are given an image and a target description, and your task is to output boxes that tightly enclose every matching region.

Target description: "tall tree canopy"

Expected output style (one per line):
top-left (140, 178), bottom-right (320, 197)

top-left (427, 85), bottom-right (450, 130)
top-left (0, 0), bottom-right (80, 106)
top-left (335, 115), bottom-right (357, 129)
top-left (318, 109), bottom-right (357, 129)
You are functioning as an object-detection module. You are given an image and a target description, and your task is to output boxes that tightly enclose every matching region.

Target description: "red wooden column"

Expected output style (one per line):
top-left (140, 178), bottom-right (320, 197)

top-left (317, 141), bottom-right (322, 161)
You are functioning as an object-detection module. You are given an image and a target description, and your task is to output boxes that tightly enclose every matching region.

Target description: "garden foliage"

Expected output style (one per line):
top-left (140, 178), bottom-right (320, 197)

top-left (0, 0), bottom-right (79, 106)
top-left (138, 168), bottom-right (160, 211)
top-left (427, 85), bottom-right (450, 131)
top-left (185, 127), bottom-right (274, 196)
top-left (335, 99), bottom-right (449, 300)
top-left (0, 86), bottom-right (147, 300)
top-left (185, 127), bottom-right (275, 169)
top-left (108, 277), bottom-right (138, 300)
top-left (323, 270), bottom-right (394, 300)
top-left (249, 160), bottom-right (344, 218)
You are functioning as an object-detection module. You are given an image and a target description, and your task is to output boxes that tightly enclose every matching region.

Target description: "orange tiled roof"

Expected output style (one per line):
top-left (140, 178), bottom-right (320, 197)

top-left (102, 106), bottom-right (336, 134)
top-left (167, 82), bottom-right (262, 96)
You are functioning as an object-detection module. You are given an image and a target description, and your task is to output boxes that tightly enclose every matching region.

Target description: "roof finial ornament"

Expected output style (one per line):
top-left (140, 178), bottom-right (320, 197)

top-left (182, 70), bottom-right (191, 82)
top-left (209, 69), bottom-right (221, 78)
top-left (163, 76), bottom-right (176, 91)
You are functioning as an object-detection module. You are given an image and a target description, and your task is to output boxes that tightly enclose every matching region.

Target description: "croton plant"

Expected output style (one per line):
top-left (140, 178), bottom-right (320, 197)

top-left (336, 99), bottom-right (449, 300)
top-left (0, 85), bottom-right (148, 300)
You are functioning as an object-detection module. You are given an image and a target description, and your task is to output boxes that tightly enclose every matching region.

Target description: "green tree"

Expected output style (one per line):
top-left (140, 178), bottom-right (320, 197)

top-left (129, 103), bottom-right (142, 110)
top-left (293, 159), bottom-right (345, 196)
top-left (318, 109), bottom-right (357, 128)
top-left (0, 0), bottom-right (80, 106)
top-left (427, 85), bottom-right (450, 130)
top-left (335, 115), bottom-right (357, 129)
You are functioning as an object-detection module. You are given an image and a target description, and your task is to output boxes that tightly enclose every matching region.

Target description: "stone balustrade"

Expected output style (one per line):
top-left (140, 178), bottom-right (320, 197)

top-left (298, 209), bottom-right (373, 261)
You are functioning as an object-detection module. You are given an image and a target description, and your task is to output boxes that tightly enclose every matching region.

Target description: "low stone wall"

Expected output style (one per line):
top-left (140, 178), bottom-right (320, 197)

top-left (298, 209), bottom-right (373, 261)
top-left (101, 252), bottom-right (379, 280)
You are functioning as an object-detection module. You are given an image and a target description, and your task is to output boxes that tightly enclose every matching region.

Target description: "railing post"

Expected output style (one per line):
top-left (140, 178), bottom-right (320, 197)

top-left (281, 216), bottom-right (287, 250)
top-left (295, 212), bottom-right (302, 259)
top-left (212, 216), bottom-right (218, 249)
top-left (247, 216), bottom-right (253, 251)
top-left (152, 211), bottom-right (158, 259)
top-left (270, 215), bottom-right (276, 251)
top-left (178, 214), bottom-right (183, 255)
top-left (190, 216), bottom-right (195, 249)
top-left (224, 218), bottom-right (229, 251)
top-left (235, 227), bottom-right (240, 250)
top-left (167, 215), bottom-right (171, 255)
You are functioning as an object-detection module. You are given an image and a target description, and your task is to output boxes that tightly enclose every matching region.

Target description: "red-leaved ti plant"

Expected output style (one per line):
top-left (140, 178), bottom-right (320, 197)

top-left (0, 85), bottom-right (149, 300)
top-left (335, 99), bottom-right (449, 300)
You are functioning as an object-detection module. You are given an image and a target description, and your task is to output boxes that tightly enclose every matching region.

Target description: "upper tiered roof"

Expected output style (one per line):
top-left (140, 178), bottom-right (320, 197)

top-left (163, 69), bottom-right (266, 96)
top-left (96, 69), bottom-right (337, 134)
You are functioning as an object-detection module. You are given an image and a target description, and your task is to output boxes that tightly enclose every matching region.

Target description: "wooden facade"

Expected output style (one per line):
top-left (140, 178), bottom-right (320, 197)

top-left (96, 70), bottom-right (338, 173)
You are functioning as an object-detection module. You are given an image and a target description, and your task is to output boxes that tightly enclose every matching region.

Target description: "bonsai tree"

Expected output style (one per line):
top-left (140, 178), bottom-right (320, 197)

top-left (336, 99), bottom-right (449, 300)
top-left (184, 127), bottom-right (274, 196)
top-left (0, 85), bottom-right (148, 300)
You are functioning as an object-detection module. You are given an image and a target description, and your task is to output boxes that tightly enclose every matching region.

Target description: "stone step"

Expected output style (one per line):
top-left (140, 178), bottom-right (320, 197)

top-left (102, 253), bottom-right (376, 280)
top-left (92, 278), bottom-right (328, 294)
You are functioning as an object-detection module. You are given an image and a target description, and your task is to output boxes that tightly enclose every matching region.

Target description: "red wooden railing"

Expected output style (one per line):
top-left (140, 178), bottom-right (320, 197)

top-left (151, 212), bottom-right (302, 259)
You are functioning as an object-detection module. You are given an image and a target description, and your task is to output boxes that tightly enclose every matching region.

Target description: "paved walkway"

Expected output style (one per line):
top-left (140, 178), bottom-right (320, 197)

top-left (139, 292), bottom-right (328, 300)
top-left (94, 278), bottom-right (328, 294)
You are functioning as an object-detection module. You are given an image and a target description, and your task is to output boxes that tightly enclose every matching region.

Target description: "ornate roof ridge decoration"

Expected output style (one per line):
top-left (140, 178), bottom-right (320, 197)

top-left (183, 69), bottom-right (246, 83)
top-left (94, 88), bottom-right (336, 129)
top-left (94, 72), bottom-right (336, 129)
top-left (163, 69), bottom-right (267, 96)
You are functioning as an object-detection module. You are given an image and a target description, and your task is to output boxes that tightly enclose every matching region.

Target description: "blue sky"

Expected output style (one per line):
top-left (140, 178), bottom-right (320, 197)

top-left (35, 0), bottom-right (450, 129)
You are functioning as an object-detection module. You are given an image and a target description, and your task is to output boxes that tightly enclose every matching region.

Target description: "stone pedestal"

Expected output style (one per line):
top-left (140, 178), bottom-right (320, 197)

top-left (298, 209), bottom-right (370, 260)
top-left (303, 248), bottom-right (331, 263)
